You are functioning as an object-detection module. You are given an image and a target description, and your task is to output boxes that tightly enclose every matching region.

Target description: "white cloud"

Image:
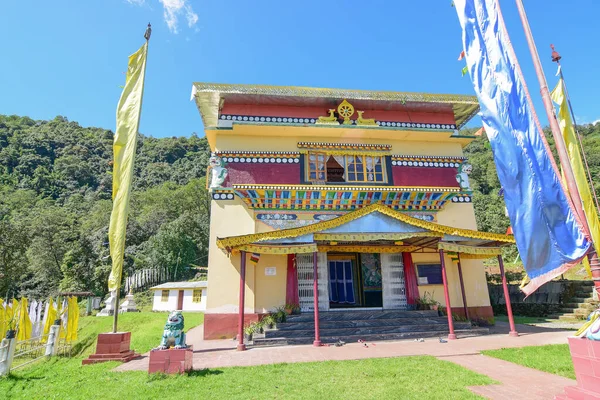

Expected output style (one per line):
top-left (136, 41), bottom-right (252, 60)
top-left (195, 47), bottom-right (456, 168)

top-left (592, 119), bottom-right (600, 126)
top-left (126, 0), bottom-right (198, 34)
top-left (159, 0), bottom-right (198, 34)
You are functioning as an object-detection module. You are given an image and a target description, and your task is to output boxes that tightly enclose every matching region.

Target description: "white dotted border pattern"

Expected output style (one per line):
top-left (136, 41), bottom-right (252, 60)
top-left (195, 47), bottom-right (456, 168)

top-left (212, 192), bottom-right (235, 201)
top-left (451, 195), bottom-right (472, 203)
top-left (220, 114), bottom-right (456, 130)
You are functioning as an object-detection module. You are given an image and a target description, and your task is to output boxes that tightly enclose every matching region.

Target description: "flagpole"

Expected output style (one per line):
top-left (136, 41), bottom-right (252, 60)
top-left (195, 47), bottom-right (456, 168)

top-left (551, 45), bottom-right (600, 215)
top-left (513, 0), bottom-right (600, 298)
top-left (111, 23), bottom-right (151, 334)
top-left (513, 0), bottom-right (589, 233)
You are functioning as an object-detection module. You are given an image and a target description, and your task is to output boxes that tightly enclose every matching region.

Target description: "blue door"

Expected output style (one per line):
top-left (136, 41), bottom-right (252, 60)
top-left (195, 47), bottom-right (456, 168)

top-left (328, 260), bottom-right (356, 304)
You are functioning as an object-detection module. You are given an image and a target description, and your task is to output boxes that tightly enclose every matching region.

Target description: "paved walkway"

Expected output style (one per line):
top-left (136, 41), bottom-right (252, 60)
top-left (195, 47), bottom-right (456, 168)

top-left (116, 322), bottom-right (577, 399)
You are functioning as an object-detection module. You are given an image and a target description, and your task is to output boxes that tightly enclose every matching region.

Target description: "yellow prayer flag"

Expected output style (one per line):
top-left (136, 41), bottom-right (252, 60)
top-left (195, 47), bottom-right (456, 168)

top-left (108, 41), bottom-right (148, 292)
top-left (0, 299), bottom-right (5, 338)
top-left (16, 297), bottom-right (32, 341)
top-left (43, 299), bottom-right (57, 339)
top-left (551, 79), bottom-right (600, 278)
top-left (8, 299), bottom-right (17, 331)
top-left (66, 297), bottom-right (79, 342)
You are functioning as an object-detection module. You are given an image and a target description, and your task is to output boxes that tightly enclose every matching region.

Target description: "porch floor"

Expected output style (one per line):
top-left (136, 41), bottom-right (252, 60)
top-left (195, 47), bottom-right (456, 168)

top-left (116, 322), bottom-right (576, 399)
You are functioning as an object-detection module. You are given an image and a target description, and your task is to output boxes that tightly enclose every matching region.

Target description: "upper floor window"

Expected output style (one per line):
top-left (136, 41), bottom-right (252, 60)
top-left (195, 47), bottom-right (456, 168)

top-left (306, 152), bottom-right (387, 184)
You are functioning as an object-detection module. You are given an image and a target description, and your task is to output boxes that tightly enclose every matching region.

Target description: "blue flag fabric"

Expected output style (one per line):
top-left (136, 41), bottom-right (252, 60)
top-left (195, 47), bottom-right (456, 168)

top-left (454, 0), bottom-right (590, 295)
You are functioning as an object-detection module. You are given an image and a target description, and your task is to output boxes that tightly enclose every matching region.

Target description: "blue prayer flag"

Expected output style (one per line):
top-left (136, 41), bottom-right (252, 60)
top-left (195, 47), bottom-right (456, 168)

top-left (454, 0), bottom-right (590, 295)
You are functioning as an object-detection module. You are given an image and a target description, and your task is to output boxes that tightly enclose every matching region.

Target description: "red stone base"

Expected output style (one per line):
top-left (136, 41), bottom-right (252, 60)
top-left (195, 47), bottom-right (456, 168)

top-left (148, 347), bottom-right (193, 374)
top-left (204, 313), bottom-right (264, 340)
top-left (82, 332), bottom-right (140, 365)
top-left (450, 306), bottom-right (494, 321)
top-left (556, 337), bottom-right (600, 399)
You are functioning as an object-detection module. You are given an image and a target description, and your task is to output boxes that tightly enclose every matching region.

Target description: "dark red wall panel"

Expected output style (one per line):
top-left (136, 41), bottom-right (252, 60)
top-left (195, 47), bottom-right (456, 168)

top-left (392, 166), bottom-right (459, 188)
top-left (224, 163), bottom-right (301, 185)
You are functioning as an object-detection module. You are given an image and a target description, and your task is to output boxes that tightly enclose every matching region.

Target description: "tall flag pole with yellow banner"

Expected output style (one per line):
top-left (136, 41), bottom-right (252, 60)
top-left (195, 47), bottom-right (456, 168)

top-left (550, 45), bottom-right (600, 280)
top-left (108, 23), bottom-right (151, 333)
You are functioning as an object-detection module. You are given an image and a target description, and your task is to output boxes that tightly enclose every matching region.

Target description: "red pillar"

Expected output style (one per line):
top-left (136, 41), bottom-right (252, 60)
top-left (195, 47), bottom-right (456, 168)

top-left (457, 254), bottom-right (469, 320)
top-left (498, 254), bottom-right (519, 337)
top-left (439, 249), bottom-right (457, 340)
top-left (237, 250), bottom-right (247, 351)
top-left (312, 251), bottom-right (321, 347)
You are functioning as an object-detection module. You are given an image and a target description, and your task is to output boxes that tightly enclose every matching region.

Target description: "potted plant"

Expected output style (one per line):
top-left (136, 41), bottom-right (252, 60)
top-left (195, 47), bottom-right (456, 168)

top-left (417, 291), bottom-right (439, 311)
top-left (253, 321), bottom-right (265, 339)
top-left (262, 314), bottom-right (276, 330)
top-left (244, 324), bottom-right (255, 342)
top-left (274, 306), bottom-right (287, 323)
top-left (285, 303), bottom-right (300, 315)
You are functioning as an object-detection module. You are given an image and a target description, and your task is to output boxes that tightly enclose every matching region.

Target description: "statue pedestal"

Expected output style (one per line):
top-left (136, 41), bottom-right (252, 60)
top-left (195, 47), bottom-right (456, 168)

top-left (82, 332), bottom-right (139, 365)
top-left (556, 337), bottom-right (600, 399)
top-left (148, 347), bottom-right (193, 374)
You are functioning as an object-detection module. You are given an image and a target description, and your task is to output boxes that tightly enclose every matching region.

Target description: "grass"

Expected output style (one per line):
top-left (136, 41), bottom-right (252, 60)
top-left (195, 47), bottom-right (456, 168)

top-left (495, 315), bottom-right (554, 325)
top-left (483, 344), bottom-right (575, 380)
top-left (2, 356), bottom-right (493, 400)
top-left (0, 311), bottom-right (495, 399)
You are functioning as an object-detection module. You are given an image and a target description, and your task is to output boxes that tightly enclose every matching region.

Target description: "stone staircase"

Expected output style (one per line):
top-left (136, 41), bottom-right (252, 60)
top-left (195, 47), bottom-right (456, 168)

top-left (251, 310), bottom-right (489, 347)
top-left (554, 280), bottom-right (598, 321)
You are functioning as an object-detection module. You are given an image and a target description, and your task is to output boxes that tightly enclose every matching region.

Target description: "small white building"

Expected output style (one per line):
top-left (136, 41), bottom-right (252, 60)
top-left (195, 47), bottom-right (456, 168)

top-left (150, 281), bottom-right (208, 312)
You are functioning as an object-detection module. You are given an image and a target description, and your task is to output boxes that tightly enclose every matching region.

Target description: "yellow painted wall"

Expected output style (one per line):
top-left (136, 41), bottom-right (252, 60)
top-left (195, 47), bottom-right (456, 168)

top-left (254, 254), bottom-right (288, 313)
top-left (205, 196), bottom-right (256, 314)
top-left (411, 252), bottom-right (490, 308)
top-left (214, 126), bottom-right (466, 157)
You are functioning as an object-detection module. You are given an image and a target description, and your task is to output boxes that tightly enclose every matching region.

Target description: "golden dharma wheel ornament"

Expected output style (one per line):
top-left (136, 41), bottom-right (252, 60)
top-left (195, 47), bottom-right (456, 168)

top-left (337, 99), bottom-right (354, 125)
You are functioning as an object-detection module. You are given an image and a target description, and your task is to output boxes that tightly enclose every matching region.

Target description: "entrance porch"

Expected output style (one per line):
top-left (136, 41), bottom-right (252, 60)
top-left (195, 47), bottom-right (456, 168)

top-left (215, 204), bottom-right (519, 350)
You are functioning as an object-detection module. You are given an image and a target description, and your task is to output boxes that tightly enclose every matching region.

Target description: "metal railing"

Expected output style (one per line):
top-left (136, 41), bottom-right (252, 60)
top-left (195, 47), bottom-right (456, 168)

top-left (11, 333), bottom-right (51, 370)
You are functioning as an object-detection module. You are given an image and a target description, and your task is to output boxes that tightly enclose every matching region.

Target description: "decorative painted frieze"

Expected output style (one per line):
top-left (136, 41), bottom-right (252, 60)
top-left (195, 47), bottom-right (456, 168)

top-left (232, 184), bottom-right (462, 211)
top-left (297, 142), bottom-right (391, 152)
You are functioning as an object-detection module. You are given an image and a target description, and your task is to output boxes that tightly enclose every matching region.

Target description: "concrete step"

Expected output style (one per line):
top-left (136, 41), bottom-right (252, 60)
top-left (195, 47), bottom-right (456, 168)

top-left (252, 328), bottom-right (490, 347)
top-left (559, 313), bottom-right (587, 321)
top-left (264, 323), bottom-right (473, 339)
top-left (277, 317), bottom-right (455, 331)
top-left (285, 310), bottom-right (439, 323)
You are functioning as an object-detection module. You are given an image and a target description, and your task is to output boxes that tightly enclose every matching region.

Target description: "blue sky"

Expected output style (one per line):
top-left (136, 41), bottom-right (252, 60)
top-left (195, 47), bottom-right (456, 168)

top-left (1, 0), bottom-right (599, 138)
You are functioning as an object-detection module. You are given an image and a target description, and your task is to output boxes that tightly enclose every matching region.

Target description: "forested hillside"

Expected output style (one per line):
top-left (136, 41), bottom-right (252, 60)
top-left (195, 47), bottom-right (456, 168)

top-left (1, 114), bottom-right (599, 298)
top-left (0, 115), bottom-right (211, 299)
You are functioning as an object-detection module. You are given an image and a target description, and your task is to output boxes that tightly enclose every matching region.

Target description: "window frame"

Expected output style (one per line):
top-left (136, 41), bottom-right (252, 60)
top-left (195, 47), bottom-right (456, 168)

top-left (161, 290), bottom-right (170, 302)
top-left (415, 263), bottom-right (443, 285)
top-left (304, 152), bottom-right (388, 184)
top-left (192, 289), bottom-right (202, 303)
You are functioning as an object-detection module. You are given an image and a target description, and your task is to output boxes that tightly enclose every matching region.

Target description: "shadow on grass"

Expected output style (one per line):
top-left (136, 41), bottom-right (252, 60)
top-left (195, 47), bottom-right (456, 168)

top-left (187, 369), bottom-right (224, 377)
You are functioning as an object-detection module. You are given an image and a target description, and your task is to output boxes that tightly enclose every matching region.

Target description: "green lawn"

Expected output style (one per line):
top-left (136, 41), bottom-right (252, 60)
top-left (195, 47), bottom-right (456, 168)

top-left (2, 356), bottom-right (493, 400)
top-left (495, 315), bottom-right (553, 325)
top-left (0, 312), bottom-right (495, 399)
top-left (483, 344), bottom-right (575, 379)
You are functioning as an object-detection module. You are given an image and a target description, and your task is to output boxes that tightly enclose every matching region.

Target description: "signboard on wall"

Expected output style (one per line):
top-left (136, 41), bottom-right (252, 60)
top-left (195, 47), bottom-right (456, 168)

top-left (265, 267), bottom-right (276, 276)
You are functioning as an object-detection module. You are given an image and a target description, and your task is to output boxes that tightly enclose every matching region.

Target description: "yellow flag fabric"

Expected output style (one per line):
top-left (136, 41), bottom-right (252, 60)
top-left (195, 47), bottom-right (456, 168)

top-left (0, 299), bottom-right (5, 338)
top-left (108, 42), bottom-right (148, 292)
top-left (43, 299), bottom-right (56, 339)
top-left (17, 298), bottom-right (32, 341)
top-left (8, 299), bottom-right (17, 331)
top-left (66, 297), bottom-right (79, 342)
top-left (551, 79), bottom-right (600, 278)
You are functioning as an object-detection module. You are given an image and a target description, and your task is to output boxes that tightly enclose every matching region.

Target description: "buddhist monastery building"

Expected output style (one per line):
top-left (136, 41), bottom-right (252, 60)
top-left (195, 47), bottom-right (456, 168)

top-left (192, 83), bottom-right (517, 349)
